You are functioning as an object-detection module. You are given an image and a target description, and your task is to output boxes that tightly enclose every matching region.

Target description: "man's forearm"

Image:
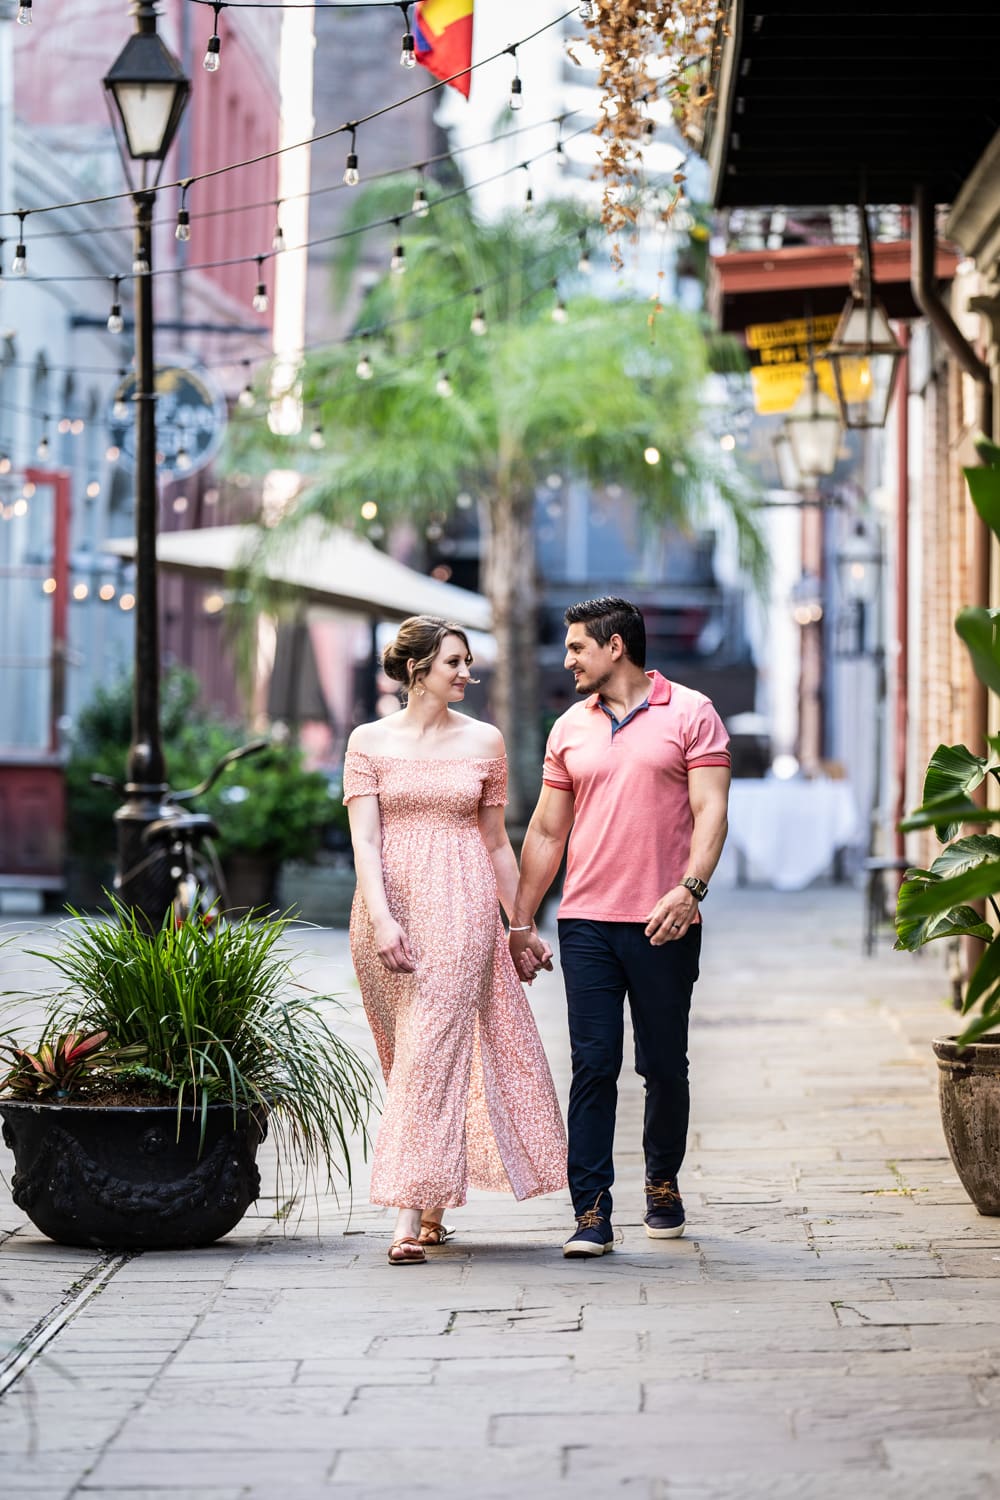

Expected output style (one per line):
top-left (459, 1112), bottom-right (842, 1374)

top-left (513, 827), bottom-right (567, 925)
top-left (686, 806), bottom-right (728, 884)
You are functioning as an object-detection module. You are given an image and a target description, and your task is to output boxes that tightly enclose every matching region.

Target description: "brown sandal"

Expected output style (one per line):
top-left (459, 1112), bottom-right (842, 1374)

top-left (387, 1236), bottom-right (426, 1265)
top-left (418, 1220), bottom-right (455, 1247)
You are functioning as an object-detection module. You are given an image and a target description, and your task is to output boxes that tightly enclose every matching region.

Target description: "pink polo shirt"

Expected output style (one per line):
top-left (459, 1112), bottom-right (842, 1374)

top-left (542, 670), bottom-right (730, 923)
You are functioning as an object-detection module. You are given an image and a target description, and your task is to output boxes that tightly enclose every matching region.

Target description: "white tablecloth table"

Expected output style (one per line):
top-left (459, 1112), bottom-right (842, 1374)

top-left (722, 778), bottom-right (861, 892)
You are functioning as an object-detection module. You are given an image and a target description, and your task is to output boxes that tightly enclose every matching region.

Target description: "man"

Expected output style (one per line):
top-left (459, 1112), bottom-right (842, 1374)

top-left (509, 597), bottom-right (730, 1257)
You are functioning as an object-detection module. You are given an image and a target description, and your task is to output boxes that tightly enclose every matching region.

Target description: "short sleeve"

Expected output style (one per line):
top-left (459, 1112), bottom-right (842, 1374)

top-left (685, 703), bottom-right (731, 769)
top-left (480, 757), bottom-right (508, 807)
top-left (342, 748), bottom-right (379, 803)
top-left (542, 727), bottom-right (572, 790)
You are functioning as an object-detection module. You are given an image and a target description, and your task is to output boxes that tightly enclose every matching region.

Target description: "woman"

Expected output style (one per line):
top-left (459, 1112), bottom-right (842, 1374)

top-left (344, 616), bottom-right (566, 1264)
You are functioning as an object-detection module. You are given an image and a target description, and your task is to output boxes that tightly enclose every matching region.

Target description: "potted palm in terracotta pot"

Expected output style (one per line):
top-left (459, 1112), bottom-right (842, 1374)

top-left (896, 438), bottom-right (1000, 1213)
top-left (0, 900), bottom-right (376, 1249)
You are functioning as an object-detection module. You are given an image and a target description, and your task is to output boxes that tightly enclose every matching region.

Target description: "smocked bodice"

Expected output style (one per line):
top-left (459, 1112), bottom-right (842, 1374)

top-left (343, 751), bottom-right (507, 834)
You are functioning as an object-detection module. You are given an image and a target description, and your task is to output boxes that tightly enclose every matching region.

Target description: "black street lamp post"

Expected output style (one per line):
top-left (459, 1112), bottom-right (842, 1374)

top-left (103, 1), bottom-right (190, 922)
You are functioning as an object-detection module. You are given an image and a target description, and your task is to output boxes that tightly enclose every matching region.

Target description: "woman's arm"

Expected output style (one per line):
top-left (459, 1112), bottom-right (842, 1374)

top-left (347, 795), bottom-right (415, 972)
top-left (477, 802), bottom-right (520, 920)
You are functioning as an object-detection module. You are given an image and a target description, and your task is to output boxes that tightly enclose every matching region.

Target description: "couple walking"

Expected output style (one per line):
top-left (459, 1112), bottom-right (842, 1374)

top-left (344, 597), bottom-right (730, 1264)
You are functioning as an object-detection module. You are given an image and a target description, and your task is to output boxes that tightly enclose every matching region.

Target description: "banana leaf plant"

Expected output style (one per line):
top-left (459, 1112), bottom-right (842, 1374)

top-left (895, 436), bottom-right (1000, 1042)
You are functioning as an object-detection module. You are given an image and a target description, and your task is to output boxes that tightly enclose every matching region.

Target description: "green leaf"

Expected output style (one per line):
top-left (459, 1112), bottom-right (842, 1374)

top-left (902, 743), bottom-right (996, 840)
top-left (930, 834), bottom-right (1000, 880)
top-left (955, 607), bottom-right (1000, 696)
top-left (898, 796), bottom-right (999, 836)
top-left (964, 936), bottom-right (1000, 1012)
top-left (899, 860), bottom-right (1000, 918)
top-left (965, 462), bottom-right (1000, 540)
top-left (957, 1006), bottom-right (1000, 1045)
top-left (894, 900), bottom-right (992, 951)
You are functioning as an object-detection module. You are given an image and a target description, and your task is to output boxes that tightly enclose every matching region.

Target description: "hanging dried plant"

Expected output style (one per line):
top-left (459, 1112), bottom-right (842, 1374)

top-left (572, 0), bottom-right (725, 267)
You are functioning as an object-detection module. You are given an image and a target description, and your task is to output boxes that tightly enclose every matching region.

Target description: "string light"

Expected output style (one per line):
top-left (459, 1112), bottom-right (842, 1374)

top-left (107, 277), bottom-right (124, 333)
top-left (252, 255), bottom-right (269, 312)
top-left (551, 280), bottom-right (568, 323)
top-left (175, 446), bottom-right (192, 472)
top-left (112, 372), bottom-right (129, 422)
top-left (343, 126), bottom-right (360, 187)
top-left (0, 454), bottom-right (10, 475)
top-left (73, 582), bottom-right (90, 602)
top-left (238, 359), bottom-right (255, 409)
top-left (16, 0), bottom-right (31, 25)
top-left (390, 221), bottom-right (406, 273)
top-left (411, 182), bottom-right (429, 218)
top-left (435, 352), bottom-right (453, 398)
top-left (579, 0), bottom-right (595, 18)
top-left (272, 205), bottom-right (285, 253)
top-left (355, 342), bottom-right (374, 379)
top-left (308, 422), bottom-right (325, 450)
top-left (399, 3), bottom-right (416, 68)
top-left (132, 232), bottom-right (150, 276)
top-left (175, 182), bottom-right (192, 242)
top-left (470, 301), bottom-right (487, 336)
top-left (577, 231), bottom-right (592, 275)
top-left (11, 214), bottom-right (27, 276)
top-left (204, 3), bottom-right (222, 71)
top-left (99, 583), bottom-right (116, 602)
top-left (509, 49), bottom-right (523, 111)
top-left (524, 184), bottom-right (534, 213)
top-left (36, 425), bottom-right (50, 460)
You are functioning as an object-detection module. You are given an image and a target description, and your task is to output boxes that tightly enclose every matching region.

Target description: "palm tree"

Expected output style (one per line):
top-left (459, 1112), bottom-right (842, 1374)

top-left (230, 186), bottom-right (762, 821)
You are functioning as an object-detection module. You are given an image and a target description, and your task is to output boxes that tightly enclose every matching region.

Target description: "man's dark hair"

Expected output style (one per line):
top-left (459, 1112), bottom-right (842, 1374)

top-left (564, 596), bottom-right (646, 667)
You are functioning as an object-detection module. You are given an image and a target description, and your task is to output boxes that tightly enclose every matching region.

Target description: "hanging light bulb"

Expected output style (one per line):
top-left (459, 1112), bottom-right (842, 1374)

top-left (524, 184), bottom-right (534, 214)
top-left (11, 216), bottom-right (27, 276)
top-left (37, 431), bottom-right (49, 461)
top-left (551, 282), bottom-right (568, 323)
top-left (509, 73), bottom-right (523, 111)
top-left (238, 383), bottom-right (255, 410)
top-left (175, 446), bottom-right (192, 472)
top-left (390, 224), bottom-right (406, 273)
top-left (113, 397), bottom-right (129, 422)
top-left (412, 185), bottom-right (429, 218)
top-left (435, 353), bottom-right (453, 398)
top-left (132, 241), bottom-right (150, 276)
top-left (16, 0), bottom-right (31, 22)
top-left (272, 221), bottom-right (285, 253)
top-left (175, 207), bottom-right (191, 242)
top-left (400, 31), bottom-right (416, 68)
top-left (107, 278), bottom-right (124, 333)
top-left (577, 233), bottom-right (592, 275)
top-left (252, 257), bottom-right (269, 312)
top-left (204, 3), bottom-right (222, 70)
top-left (470, 307), bottom-right (487, 337)
top-left (356, 351), bottom-right (374, 380)
top-left (580, 0), bottom-right (595, 17)
top-left (309, 423), bottom-right (326, 450)
top-left (343, 128), bottom-right (360, 186)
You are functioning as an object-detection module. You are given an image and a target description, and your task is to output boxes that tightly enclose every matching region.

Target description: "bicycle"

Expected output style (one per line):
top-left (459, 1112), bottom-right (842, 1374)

top-left (92, 739), bottom-right (270, 926)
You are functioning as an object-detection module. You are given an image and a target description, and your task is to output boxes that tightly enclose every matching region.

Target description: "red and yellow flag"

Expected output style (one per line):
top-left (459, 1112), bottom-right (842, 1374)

top-left (414, 0), bottom-right (474, 98)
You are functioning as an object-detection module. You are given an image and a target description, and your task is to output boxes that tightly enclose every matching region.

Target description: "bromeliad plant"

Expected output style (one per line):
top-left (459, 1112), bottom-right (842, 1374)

top-left (0, 1030), bottom-right (145, 1100)
top-left (895, 437), bottom-right (1000, 1041)
top-left (1, 898), bottom-right (377, 1185)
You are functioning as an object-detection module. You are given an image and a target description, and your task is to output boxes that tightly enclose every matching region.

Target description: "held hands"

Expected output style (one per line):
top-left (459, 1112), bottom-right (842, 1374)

top-left (644, 887), bottom-right (698, 946)
top-left (374, 917), bottom-right (416, 973)
top-left (508, 924), bottom-right (554, 985)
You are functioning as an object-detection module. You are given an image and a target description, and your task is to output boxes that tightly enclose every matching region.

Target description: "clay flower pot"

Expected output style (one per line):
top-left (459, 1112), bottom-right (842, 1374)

top-left (933, 1034), bottom-right (1000, 1215)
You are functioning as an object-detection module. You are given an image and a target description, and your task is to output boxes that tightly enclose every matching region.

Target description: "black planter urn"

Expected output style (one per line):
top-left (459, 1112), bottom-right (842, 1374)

top-left (0, 1100), bottom-right (267, 1249)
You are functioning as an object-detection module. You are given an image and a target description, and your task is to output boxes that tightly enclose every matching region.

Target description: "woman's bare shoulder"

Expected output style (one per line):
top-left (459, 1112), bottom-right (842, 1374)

top-left (453, 716), bottom-right (505, 759)
top-left (346, 717), bottom-right (402, 754)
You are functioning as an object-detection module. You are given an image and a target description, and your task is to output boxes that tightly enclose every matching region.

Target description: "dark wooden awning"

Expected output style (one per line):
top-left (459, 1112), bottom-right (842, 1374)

top-left (705, 2), bottom-right (1000, 209)
top-left (709, 240), bottom-right (959, 334)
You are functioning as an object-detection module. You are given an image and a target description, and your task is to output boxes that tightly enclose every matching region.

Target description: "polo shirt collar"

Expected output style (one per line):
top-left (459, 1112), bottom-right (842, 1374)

top-left (586, 669), bottom-right (672, 711)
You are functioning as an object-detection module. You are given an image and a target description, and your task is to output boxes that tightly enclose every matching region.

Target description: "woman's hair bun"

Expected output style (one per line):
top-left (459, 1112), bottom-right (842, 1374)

top-left (380, 636), bottom-right (409, 683)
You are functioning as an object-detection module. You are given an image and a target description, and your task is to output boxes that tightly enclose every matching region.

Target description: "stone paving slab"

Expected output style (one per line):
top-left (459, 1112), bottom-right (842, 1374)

top-left (2, 886), bottom-right (999, 1499)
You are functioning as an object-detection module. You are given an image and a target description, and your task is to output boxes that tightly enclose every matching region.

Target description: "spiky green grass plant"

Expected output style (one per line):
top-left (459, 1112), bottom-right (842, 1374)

top-left (11, 898), bottom-right (376, 1190)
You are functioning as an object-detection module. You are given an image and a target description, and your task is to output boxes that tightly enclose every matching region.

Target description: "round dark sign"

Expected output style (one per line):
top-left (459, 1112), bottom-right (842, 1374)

top-left (108, 361), bottom-right (228, 478)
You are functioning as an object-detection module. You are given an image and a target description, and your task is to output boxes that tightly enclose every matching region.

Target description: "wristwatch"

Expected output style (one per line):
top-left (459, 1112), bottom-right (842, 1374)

top-left (680, 875), bottom-right (709, 902)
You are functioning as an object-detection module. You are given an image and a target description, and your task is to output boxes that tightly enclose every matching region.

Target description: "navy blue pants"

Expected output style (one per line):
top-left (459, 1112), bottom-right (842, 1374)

top-left (558, 918), bottom-right (702, 1218)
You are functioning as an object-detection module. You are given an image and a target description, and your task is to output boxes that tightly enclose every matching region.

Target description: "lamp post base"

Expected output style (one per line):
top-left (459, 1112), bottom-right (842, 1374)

top-left (113, 786), bottom-right (175, 930)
